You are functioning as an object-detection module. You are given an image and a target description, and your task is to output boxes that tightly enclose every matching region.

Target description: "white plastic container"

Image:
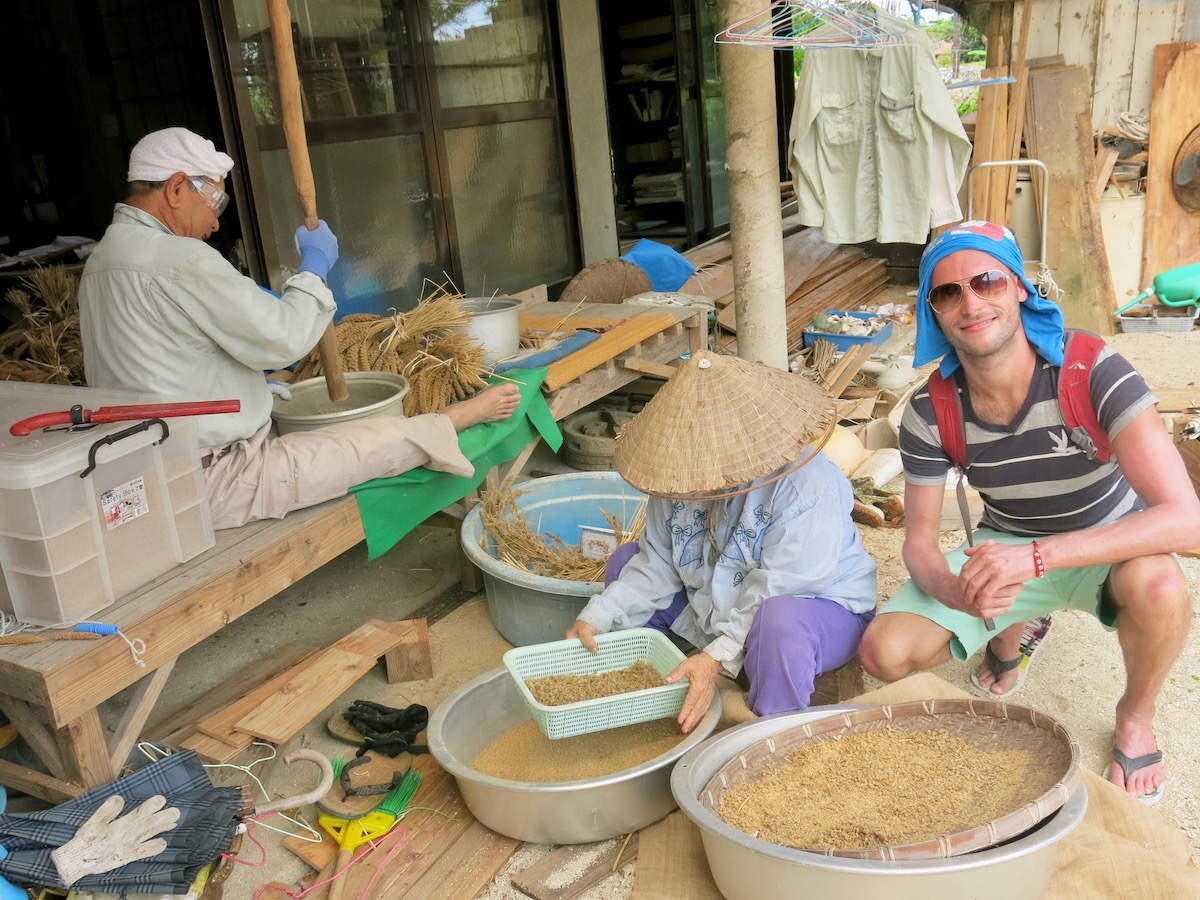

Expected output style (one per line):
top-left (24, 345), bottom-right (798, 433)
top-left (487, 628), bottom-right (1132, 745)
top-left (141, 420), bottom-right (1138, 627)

top-left (0, 383), bottom-right (214, 625)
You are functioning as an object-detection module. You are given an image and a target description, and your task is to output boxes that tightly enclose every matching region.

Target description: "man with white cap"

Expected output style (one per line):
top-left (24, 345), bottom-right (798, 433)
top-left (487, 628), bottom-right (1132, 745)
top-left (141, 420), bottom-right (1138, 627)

top-left (566, 350), bottom-right (878, 733)
top-left (857, 220), bottom-right (1200, 806)
top-left (80, 127), bottom-right (518, 529)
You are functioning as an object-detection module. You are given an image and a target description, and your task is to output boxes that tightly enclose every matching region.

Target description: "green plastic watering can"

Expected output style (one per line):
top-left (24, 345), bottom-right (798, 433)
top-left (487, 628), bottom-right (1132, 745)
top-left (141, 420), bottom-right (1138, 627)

top-left (1114, 262), bottom-right (1200, 316)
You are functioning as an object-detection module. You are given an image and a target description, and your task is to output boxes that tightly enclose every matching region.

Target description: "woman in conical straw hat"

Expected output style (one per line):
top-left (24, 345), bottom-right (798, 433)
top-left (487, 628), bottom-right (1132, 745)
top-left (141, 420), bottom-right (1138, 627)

top-left (567, 351), bottom-right (877, 732)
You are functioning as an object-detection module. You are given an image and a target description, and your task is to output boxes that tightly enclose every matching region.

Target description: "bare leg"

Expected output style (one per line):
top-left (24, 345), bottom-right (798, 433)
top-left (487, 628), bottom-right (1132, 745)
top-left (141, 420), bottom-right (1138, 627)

top-left (441, 383), bottom-right (521, 432)
top-left (1106, 555), bottom-right (1191, 800)
top-left (857, 611), bottom-right (955, 682)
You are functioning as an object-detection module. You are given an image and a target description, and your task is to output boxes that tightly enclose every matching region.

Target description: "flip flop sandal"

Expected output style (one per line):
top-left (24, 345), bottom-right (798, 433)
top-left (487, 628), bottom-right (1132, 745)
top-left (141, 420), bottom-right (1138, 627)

top-left (327, 713), bottom-right (366, 744)
top-left (1104, 745), bottom-right (1165, 807)
top-left (317, 750), bottom-right (413, 819)
top-left (969, 614), bottom-right (1053, 698)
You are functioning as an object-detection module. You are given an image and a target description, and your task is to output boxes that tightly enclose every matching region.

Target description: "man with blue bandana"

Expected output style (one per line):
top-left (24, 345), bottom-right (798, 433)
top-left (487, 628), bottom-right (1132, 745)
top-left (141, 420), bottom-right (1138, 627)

top-left (858, 221), bottom-right (1200, 806)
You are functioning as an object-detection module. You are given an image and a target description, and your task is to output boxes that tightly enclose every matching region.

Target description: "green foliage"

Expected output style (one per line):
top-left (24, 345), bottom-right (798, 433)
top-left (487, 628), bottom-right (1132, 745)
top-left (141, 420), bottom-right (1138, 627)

top-left (921, 14), bottom-right (985, 53)
top-left (962, 48), bottom-right (987, 64)
top-left (956, 92), bottom-right (979, 117)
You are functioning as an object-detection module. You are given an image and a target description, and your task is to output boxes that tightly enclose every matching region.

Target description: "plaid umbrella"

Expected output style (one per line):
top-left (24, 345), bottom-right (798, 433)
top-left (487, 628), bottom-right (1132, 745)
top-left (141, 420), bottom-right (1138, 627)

top-left (0, 750), bottom-right (241, 894)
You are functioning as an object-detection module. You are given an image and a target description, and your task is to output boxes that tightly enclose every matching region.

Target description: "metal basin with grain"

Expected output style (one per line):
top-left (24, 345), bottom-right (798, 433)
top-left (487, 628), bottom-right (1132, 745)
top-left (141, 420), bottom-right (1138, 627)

top-left (270, 371), bottom-right (409, 434)
top-left (671, 705), bottom-right (1088, 900)
top-left (429, 665), bottom-right (721, 844)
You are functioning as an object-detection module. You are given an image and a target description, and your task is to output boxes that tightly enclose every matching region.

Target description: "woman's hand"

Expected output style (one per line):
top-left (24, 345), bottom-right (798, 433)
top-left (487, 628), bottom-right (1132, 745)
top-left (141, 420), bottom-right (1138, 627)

top-left (667, 653), bottom-right (722, 733)
top-left (565, 620), bottom-right (599, 652)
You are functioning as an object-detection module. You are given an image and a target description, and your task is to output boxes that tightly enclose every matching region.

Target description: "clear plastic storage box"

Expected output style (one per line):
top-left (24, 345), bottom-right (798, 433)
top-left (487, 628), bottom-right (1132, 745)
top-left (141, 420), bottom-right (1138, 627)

top-left (0, 382), bottom-right (214, 625)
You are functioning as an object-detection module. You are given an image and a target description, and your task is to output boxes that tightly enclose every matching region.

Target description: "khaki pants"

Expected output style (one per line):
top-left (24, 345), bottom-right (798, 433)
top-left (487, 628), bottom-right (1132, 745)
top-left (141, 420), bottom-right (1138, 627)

top-left (203, 414), bottom-right (472, 530)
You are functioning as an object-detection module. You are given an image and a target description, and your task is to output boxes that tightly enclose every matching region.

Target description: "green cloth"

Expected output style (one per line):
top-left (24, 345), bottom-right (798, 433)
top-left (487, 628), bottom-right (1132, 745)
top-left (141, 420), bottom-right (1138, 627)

top-left (349, 368), bottom-right (561, 559)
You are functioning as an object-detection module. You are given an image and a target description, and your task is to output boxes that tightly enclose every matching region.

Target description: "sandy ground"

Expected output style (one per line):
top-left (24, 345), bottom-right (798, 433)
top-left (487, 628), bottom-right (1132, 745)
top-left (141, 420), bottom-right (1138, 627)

top-left (475, 325), bottom-right (1200, 898)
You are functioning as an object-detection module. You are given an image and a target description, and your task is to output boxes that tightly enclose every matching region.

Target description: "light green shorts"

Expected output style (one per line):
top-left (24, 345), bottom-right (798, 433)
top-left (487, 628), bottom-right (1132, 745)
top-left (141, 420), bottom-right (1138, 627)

top-left (878, 528), bottom-right (1115, 662)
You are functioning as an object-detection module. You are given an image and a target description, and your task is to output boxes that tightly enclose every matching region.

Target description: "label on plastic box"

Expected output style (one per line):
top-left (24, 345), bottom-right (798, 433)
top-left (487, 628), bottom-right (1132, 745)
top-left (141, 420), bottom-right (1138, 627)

top-left (101, 475), bottom-right (150, 531)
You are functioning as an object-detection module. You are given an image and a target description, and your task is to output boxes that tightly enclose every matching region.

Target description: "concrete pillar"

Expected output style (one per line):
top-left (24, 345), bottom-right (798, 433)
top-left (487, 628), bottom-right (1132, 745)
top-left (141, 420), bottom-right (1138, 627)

top-left (718, 0), bottom-right (787, 369)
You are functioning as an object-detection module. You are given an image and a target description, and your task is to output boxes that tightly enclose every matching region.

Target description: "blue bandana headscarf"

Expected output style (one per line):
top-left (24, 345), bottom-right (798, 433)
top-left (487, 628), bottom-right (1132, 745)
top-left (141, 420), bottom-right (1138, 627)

top-left (915, 220), bottom-right (1064, 377)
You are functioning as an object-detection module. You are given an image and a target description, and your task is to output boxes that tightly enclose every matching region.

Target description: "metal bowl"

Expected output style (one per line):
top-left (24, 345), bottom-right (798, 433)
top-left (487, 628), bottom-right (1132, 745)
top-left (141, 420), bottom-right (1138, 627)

top-left (671, 705), bottom-right (1089, 900)
top-left (429, 665), bottom-right (721, 844)
top-left (270, 371), bottom-right (409, 434)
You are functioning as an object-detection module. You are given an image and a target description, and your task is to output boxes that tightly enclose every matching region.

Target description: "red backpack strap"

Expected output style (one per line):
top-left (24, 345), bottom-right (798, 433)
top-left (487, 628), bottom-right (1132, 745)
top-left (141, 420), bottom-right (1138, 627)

top-left (1058, 329), bottom-right (1113, 462)
top-left (928, 368), bottom-right (967, 470)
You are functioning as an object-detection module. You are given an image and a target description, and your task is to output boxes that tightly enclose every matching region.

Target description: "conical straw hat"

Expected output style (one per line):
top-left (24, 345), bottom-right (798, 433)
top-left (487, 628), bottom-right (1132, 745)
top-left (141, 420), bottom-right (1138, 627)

top-left (615, 349), bottom-right (835, 498)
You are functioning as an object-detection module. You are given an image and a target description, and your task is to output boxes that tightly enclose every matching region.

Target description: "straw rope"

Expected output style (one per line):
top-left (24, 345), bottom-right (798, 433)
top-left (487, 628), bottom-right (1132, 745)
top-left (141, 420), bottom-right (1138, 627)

top-left (291, 287), bottom-right (489, 416)
top-left (0, 266), bottom-right (85, 385)
top-left (480, 479), bottom-right (647, 582)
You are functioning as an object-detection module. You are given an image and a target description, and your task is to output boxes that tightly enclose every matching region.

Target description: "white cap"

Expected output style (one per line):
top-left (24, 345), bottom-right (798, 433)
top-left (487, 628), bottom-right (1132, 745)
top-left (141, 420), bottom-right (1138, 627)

top-left (127, 127), bottom-right (234, 183)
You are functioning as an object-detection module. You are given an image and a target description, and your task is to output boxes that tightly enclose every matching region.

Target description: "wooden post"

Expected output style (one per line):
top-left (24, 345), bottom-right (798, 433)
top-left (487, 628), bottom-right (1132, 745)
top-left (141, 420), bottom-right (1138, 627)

top-left (718, 0), bottom-right (788, 370)
top-left (266, 0), bottom-right (348, 402)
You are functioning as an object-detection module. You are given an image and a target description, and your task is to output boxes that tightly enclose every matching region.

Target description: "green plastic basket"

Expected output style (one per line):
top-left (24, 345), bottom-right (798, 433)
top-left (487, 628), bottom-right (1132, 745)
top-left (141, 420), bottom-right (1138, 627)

top-left (503, 628), bottom-right (689, 740)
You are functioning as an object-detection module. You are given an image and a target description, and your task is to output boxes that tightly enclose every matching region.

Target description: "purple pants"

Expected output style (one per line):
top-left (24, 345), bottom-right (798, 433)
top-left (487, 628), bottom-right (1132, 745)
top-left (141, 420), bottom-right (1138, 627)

top-left (606, 543), bottom-right (873, 716)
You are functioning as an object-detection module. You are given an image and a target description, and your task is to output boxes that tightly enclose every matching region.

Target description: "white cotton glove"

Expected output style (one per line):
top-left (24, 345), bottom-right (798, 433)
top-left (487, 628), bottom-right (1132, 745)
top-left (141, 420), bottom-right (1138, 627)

top-left (267, 380), bottom-right (293, 401)
top-left (50, 794), bottom-right (179, 887)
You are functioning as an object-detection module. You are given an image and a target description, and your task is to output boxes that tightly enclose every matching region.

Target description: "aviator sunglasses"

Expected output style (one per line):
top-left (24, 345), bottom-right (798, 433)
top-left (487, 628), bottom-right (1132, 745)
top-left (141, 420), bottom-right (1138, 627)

top-left (926, 269), bottom-right (1012, 315)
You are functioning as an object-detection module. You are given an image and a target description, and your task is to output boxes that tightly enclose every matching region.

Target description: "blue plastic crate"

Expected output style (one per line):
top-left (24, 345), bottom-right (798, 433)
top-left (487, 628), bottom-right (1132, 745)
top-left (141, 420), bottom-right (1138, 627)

top-left (802, 310), bottom-right (894, 351)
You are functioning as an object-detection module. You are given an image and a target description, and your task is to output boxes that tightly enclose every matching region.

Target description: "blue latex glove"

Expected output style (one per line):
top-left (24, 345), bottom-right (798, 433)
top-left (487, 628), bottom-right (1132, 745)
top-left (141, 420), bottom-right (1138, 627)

top-left (295, 220), bottom-right (339, 282)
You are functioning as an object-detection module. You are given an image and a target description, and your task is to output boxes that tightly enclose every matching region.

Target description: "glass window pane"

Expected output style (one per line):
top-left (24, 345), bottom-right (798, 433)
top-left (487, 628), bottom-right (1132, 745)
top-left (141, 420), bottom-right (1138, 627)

top-left (429, 0), bottom-right (552, 108)
top-left (260, 137), bottom-right (442, 315)
top-left (232, 0), bottom-right (416, 126)
top-left (445, 119), bottom-right (572, 294)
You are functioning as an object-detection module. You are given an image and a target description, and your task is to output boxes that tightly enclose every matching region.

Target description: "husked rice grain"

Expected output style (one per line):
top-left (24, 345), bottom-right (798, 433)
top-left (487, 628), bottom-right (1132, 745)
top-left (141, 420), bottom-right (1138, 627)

top-left (472, 717), bottom-right (684, 782)
top-left (718, 728), bottom-right (1037, 850)
top-left (526, 660), bottom-right (666, 706)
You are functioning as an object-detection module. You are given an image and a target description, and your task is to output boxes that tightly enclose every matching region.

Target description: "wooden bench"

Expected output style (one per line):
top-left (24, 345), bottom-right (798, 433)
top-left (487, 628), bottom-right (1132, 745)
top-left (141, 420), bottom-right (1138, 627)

top-left (0, 496), bottom-right (380, 800)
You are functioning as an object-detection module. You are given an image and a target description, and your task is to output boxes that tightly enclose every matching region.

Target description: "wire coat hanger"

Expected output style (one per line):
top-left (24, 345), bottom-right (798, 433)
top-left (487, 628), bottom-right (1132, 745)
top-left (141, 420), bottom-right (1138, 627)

top-left (717, 0), bottom-right (914, 50)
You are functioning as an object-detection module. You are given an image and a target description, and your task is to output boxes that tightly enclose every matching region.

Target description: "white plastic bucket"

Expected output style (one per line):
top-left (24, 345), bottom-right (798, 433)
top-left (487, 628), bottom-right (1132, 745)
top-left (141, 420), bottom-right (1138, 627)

top-left (459, 297), bottom-right (522, 365)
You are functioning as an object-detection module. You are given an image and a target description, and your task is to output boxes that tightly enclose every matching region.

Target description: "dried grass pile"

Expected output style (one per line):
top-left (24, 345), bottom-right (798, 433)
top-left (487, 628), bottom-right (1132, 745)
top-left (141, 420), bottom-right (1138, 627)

top-left (0, 266), bottom-right (85, 385)
top-left (480, 480), bottom-right (647, 582)
top-left (291, 286), bottom-right (489, 415)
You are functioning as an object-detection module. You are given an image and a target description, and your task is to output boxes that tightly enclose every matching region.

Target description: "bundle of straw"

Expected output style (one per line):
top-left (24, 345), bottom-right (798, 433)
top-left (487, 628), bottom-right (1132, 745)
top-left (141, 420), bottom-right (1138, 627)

top-left (0, 266), bottom-right (85, 385)
top-left (480, 480), bottom-right (647, 582)
top-left (291, 286), bottom-right (489, 415)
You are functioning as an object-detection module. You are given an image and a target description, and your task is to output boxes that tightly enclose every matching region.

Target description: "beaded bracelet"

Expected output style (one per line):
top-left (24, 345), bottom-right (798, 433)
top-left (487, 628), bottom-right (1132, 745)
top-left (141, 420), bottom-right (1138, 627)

top-left (1031, 541), bottom-right (1046, 579)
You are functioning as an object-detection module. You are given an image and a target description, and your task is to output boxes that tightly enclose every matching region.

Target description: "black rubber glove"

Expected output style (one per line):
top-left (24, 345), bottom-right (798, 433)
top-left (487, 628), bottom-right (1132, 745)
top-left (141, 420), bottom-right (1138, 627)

top-left (344, 701), bottom-right (428, 757)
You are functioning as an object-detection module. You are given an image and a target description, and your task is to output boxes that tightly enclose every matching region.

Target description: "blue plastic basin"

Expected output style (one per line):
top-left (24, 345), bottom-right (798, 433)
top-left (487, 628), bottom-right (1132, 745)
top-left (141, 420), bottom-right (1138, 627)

top-left (460, 472), bottom-right (646, 646)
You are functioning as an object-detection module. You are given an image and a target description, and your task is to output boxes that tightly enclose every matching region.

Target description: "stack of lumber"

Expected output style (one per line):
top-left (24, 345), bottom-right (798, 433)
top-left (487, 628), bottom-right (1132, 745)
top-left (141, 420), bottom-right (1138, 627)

top-left (679, 226), bottom-right (888, 354)
top-left (146, 619), bottom-right (431, 762)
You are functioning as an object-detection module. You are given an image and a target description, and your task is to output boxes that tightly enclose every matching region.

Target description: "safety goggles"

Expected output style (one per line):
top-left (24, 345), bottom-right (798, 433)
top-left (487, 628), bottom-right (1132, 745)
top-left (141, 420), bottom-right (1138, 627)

top-left (926, 269), bottom-right (1012, 315)
top-left (188, 177), bottom-right (230, 217)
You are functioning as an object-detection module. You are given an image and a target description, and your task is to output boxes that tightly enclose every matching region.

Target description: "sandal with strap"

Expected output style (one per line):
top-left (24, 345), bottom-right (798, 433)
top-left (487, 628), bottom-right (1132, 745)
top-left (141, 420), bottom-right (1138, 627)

top-left (1104, 744), bottom-right (1166, 807)
top-left (969, 615), bottom-right (1053, 698)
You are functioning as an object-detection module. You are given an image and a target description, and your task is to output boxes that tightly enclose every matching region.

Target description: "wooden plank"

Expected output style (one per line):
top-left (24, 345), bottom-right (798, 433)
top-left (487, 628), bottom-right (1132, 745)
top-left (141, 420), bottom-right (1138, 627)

top-left (232, 647), bottom-right (374, 744)
top-left (0, 696), bottom-right (65, 778)
top-left (403, 819), bottom-right (521, 899)
top-left (1092, 146), bottom-right (1119, 202)
top-left (1152, 387), bottom-right (1200, 413)
top-left (338, 755), bottom-right (469, 896)
top-left (326, 621), bottom-right (406, 660)
top-left (382, 618), bottom-right (433, 684)
top-left (1141, 43), bottom-right (1200, 281)
top-left (284, 831), bottom-right (338, 872)
top-left (178, 730), bottom-right (251, 763)
top-left (0, 759), bottom-right (82, 804)
top-left (543, 313), bottom-right (678, 392)
top-left (197, 650), bottom-right (329, 745)
top-left (620, 356), bottom-right (678, 379)
top-left (1026, 65), bottom-right (1117, 333)
top-left (1090, 0), bottom-right (1140, 128)
top-left (56, 708), bottom-right (114, 787)
top-left (512, 834), bottom-right (640, 900)
top-left (109, 658), bottom-right (175, 773)
top-left (146, 643), bottom-right (317, 745)
top-left (631, 811), bottom-right (720, 899)
top-left (716, 230), bottom-right (839, 332)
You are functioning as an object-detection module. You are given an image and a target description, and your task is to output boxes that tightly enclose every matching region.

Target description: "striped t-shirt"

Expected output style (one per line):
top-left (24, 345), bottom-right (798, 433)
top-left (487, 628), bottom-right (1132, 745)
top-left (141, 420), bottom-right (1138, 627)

top-left (899, 341), bottom-right (1157, 535)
